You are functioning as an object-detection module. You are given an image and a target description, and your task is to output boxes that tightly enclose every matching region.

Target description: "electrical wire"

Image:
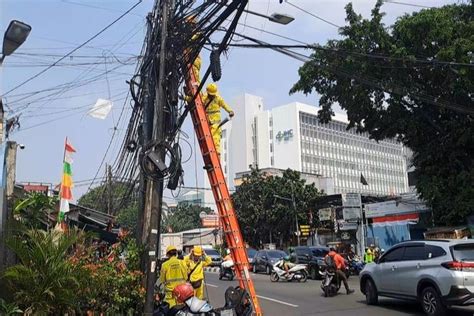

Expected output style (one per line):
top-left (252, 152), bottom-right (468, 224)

top-left (2, 0), bottom-right (143, 97)
top-left (285, 0), bottom-right (341, 28)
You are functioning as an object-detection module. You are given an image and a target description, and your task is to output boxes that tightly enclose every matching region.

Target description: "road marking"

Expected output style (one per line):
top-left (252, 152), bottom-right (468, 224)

top-left (256, 295), bottom-right (299, 308)
top-left (206, 283), bottom-right (219, 288)
top-left (205, 282), bottom-right (297, 308)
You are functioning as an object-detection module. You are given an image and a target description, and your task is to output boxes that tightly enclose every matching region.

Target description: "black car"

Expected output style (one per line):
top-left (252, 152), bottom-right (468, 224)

top-left (252, 250), bottom-right (287, 274)
top-left (246, 248), bottom-right (257, 266)
top-left (291, 246), bottom-right (329, 280)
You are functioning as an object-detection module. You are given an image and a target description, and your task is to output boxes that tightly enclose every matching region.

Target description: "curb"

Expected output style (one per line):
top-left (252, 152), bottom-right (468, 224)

top-left (204, 267), bottom-right (220, 273)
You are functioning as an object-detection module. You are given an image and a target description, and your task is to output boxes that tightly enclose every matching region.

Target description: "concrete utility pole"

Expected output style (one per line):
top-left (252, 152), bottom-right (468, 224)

top-left (0, 141), bottom-right (18, 269)
top-left (143, 0), bottom-right (170, 313)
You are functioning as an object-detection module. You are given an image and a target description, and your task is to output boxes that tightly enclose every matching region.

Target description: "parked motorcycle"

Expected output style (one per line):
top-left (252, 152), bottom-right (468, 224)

top-left (270, 262), bottom-right (308, 282)
top-left (347, 257), bottom-right (365, 276)
top-left (319, 269), bottom-right (341, 297)
top-left (154, 285), bottom-right (252, 316)
top-left (219, 260), bottom-right (235, 281)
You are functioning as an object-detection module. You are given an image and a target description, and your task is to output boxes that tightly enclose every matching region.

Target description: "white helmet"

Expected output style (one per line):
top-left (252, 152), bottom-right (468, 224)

top-left (226, 249), bottom-right (231, 255)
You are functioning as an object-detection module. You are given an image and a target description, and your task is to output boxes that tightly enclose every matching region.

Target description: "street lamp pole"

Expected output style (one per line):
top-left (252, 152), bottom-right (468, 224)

top-left (291, 183), bottom-right (300, 246)
top-left (274, 183), bottom-right (300, 246)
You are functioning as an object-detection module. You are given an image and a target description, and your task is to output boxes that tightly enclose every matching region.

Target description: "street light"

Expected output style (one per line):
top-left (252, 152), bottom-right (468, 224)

top-left (274, 185), bottom-right (300, 246)
top-left (243, 9), bottom-right (295, 25)
top-left (0, 20), bottom-right (32, 65)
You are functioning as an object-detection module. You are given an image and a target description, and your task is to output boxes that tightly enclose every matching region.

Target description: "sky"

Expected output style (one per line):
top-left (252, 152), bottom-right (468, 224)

top-left (1, 0), bottom-right (454, 203)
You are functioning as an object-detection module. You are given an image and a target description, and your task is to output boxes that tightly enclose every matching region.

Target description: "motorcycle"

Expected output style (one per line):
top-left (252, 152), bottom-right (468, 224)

top-left (347, 257), bottom-right (365, 276)
top-left (319, 268), bottom-right (341, 297)
top-left (154, 285), bottom-right (252, 316)
top-left (219, 260), bottom-right (235, 281)
top-left (270, 262), bottom-right (308, 282)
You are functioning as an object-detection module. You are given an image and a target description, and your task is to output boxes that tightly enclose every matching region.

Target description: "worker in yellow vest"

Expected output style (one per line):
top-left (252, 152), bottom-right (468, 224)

top-left (202, 83), bottom-right (234, 155)
top-left (159, 246), bottom-right (188, 307)
top-left (184, 246), bottom-right (212, 299)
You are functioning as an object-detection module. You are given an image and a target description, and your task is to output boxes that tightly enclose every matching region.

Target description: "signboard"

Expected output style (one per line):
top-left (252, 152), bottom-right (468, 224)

top-left (337, 220), bottom-right (358, 231)
top-left (200, 213), bottom-right (220, 228)
top-left (365, 200), bottom-right (429, 218)
top-left (275, 129), bottom-right (293, 142)
top-left (318, 208), bottom-right (332, 221)
top-left (342, 193), bottom-right (362, 221)
top-left (299, 225), bottom-right (310, 236)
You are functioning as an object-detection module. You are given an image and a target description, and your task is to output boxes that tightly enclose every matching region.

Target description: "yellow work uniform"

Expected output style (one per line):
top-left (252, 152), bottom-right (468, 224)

top-left (160, 256), bottom-right (188, 307)
top-left (183, 254), bottom-right (212, 299)
top-left (202, 93), bottom-right (233, 154)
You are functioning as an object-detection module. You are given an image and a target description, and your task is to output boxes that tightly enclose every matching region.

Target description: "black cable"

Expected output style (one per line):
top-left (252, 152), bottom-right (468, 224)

top-left (3, 0), bottom-right (143, 96)
top-left (285, 0), bottom-right (341, 28)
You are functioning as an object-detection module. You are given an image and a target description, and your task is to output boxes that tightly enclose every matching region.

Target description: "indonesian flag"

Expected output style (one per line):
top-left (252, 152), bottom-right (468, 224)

top-left (58, 139), bottom-right (76, 222)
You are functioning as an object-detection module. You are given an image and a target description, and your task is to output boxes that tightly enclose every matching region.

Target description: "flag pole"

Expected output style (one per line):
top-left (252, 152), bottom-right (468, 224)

top-left (58, 137), bottom-right (68, 230)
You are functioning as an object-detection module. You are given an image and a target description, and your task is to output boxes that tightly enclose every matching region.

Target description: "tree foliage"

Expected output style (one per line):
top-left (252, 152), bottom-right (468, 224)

top-left (162, 203), bottom-right (212, 233)
top-left (13, 192), bottom-right (58, 228)
top-left (77, 181), bottom-right (135, 215)
top-left (291, 1), bottom-right (474, 225)
top-left (232, 168), bottom-right (324, 248)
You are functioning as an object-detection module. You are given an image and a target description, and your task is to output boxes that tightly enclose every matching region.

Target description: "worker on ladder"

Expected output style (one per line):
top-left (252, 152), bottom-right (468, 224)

top-left (184, 246), bottom-right (212, 299)
top-left (202, 83), bottom-right (234, 156)
top-left (186, 15), bottom-right (201, 86)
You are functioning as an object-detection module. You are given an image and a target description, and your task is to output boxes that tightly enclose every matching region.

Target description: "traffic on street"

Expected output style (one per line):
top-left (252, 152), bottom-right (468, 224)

top-left (205, 271), bottom-right (474, 316)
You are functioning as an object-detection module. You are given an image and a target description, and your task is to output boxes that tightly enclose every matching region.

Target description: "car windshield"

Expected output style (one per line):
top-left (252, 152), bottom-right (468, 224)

top-left (452, 244), bottom-right (474, 261)
top-left (206, 249), bottom-right (220, 256)
top-left (267, 250), bottom-right (285, 259)
top-left (311, 248), bottom-right (329, 257)
top-left (247, 249), bottom-right (257, 258)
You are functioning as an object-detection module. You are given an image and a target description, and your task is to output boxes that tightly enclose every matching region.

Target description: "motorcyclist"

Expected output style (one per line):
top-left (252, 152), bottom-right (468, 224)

top-left (326, 248), bottom-right (354, 295)
top-left (223, 249), bottom-right (233, 263)
top-left (276, 255), bottom-right (295, 279)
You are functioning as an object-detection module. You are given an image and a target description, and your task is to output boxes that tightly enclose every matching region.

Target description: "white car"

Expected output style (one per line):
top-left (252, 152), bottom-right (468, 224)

top-left (360, 240), bottom-right (474, 316)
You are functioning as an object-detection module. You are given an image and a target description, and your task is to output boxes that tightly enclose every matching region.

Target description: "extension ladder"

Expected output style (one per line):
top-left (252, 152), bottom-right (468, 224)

top-left (185, 70), bottom-right (262, 315)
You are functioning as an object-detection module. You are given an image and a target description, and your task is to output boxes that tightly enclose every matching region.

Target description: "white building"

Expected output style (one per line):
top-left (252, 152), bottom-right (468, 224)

top-left (217, 93), bottom-right (409, 196)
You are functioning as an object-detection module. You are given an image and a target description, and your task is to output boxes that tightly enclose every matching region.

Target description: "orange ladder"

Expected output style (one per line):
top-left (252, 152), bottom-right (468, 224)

top-left (185, 69), bottom-right (262, 315)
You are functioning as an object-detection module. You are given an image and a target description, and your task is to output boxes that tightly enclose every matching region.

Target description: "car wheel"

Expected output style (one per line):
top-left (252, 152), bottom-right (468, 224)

top-left (365, 279), bottom-right (378, 305)
top-left (421, 287), bottom-right (447, 316)
top-left (266, 265), bottom-right (271, 275)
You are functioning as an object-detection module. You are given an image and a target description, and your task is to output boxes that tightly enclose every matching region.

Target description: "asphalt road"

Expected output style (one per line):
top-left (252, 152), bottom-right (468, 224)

top-left (203, 271), bottom-right (474, 316)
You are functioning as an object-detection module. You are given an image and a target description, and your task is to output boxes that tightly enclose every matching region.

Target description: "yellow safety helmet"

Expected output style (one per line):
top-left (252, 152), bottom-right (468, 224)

top-left (206, 83), bottom-right (218, 96)
top-left (166, 245), bottom-right (177, 254)
top-left (193, 245), bottom-right (203, 257)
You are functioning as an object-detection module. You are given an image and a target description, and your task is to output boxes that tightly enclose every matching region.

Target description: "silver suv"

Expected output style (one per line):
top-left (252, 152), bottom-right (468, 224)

top-left (360, 240), bottom-right (474, 316)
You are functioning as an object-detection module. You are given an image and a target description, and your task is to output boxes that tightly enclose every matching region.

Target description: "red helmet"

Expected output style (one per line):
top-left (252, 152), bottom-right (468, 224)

top-left (172, 283), bottom-right (194, 303)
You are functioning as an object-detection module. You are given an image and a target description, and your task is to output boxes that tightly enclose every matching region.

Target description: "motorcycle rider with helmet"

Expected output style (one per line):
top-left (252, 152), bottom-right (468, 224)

top-left (275, 255), bottom-right (295, 279)
top-left (325, 248), bottom-right (355, 295)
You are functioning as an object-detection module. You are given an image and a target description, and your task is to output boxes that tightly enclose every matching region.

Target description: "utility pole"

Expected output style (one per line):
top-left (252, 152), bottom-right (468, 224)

top-left (107, 164), bottom-right (113, 215)
top-left (291, 183), bottom-right (300, 246)
top-left (143, 0), bottom-right (170, 313)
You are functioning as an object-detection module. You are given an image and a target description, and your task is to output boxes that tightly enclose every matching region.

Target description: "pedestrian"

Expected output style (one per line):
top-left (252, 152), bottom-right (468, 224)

top-left (326, 248), bottom-right (354, 294)
top-left (184, 246), bottom-right (212, 299)
top-left (159, 245), bottom-right (188, 308)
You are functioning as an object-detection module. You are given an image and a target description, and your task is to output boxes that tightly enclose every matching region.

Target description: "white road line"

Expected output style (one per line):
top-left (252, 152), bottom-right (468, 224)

top-left (206, 282), bottom-right (297, 308)
top-left (206, 283), bottom-right (219, 288)
top-left (256, 295), bottom-right (299, 308)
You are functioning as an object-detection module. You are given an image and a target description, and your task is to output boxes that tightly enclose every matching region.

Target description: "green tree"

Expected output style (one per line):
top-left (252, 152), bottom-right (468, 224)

top-left (14, 192), bottom-right (58, 228)
top-left (2, 229), bottom-right (89, 314)
top-left (162, 203), bottom-right (212, 233)
top-left (232, 168), bottom-right (324, 248)
top-left (77, 181), bottom-right (135, 215)
top-left (291, 1), bottom-right (474, 225)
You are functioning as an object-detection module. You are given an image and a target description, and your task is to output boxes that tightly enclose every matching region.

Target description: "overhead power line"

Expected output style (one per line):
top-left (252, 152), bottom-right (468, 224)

top-left (285, 0), bottom-right (341, 28)
top-left (231, 32), bottom-right (474, 116)
top-left (2, 0), bottom-right (143, 97)
top-left (383, 1), bottom-right (435, 9)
